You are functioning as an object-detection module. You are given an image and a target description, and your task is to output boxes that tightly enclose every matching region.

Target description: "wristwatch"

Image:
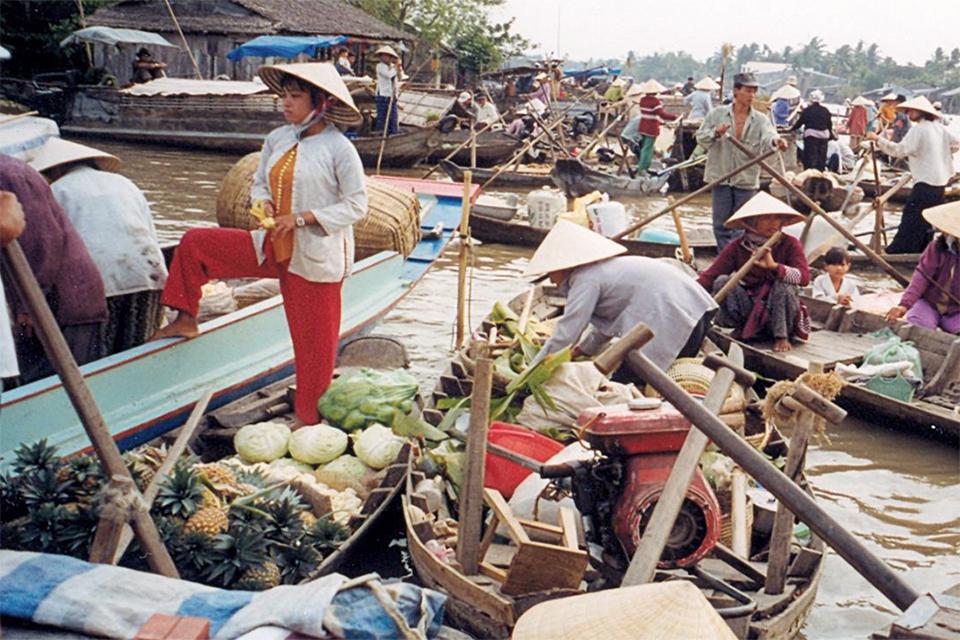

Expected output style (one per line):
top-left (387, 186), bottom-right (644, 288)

top-left (295, 214), bottom-right (306, 228)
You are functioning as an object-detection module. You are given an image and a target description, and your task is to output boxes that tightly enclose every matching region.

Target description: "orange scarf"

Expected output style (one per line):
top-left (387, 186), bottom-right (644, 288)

top-left (268, 145), bottom-right (298, 263)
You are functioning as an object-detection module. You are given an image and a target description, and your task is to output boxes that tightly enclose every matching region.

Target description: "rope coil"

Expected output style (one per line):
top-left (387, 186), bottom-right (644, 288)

top-left (96, 475), bottom-right (148, 524)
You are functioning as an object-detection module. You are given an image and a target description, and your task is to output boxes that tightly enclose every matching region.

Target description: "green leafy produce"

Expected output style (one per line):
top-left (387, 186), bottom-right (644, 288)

top-left (234, 421), bottom-right (291, 463)
top-left (318, 368), bottom-right (419, 432)
top-left (353, 424), bottom-right (404, 469)
top-left (316, 455), bottom-right (373, 493)
top-left (288, 425), bottom-right (348, 465)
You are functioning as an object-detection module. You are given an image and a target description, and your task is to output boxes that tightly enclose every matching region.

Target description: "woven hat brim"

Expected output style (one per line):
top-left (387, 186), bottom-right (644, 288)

top-left (896, 95), bottom-right (941, 118)
top-left (922, 201), bottom-right (960, 237)
top-left (258, 63), bottom-right (363, 127)
top-left (724, 192), bottom-right (806, 229)
top-left (29, 138), bottom-right (121, 174)
top-left (524, 219), bottom-right (628, 277)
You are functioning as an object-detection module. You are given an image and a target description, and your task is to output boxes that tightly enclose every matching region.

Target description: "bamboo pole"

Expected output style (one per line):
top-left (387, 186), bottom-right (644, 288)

top-left (375, 92), bottom-right (396, 176)
top-left (457, 341), bottom-right (493, 574)
top-left (725, 136), bottom-right (911, 287)
top-left (611, 148), bottom-right (779, 241)
top-left (1, 240), bottom-right (178, 577)
top-left (578, 112), bottom-right (627, 159)
top-left (670, 207), bottom-right (692, 263)
top-left (162, 0), bottom-right (202, 80)
top-left (713, 232), bottom-right (783, 304)
top-left (455, 171), bottom-right (473, 349)
top-left (870, 143), bottom-right (885, 251)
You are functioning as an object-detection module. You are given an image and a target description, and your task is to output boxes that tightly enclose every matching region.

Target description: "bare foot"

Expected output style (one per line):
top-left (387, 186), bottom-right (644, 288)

top-left (149, 313), bottom-right (199, 341)
top-left (773, 338), bottom-right (792, 353)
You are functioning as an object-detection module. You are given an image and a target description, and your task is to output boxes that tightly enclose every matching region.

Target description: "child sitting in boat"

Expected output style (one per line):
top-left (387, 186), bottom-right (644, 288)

top-left (885, 202), bottom-right (960, 334)
top-left (812, 247), bottom-right (859, 306)
top-left (697, 192), bottom-right (810, 352)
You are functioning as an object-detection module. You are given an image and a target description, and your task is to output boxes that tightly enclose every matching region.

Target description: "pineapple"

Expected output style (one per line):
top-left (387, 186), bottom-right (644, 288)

top-left (155, 462), bottom-right (204, 518)
top-left (299, 511), bottom-right (318, 528)
top-left (236, 561), bottom-right (282, 590)
top-left (201, 488), bottom-right (221, 510)
top-left (260, 487), bottom-right (307, 543)
top-left (59, 456), bottom-right (104, 503)
top-left (184, 506), bottom-right (229, 536)
top-left (124, 445), bottom-right (168, 488)
top-left (12, 439), bottom-right (60, 475)
top-left (20, 468), bottom-right (72, 508)
top-left (276, 541), bottom-right (323, 585)
top-left (204, 528), bottom-right (270, 587)
top-left (195, 463), bottom-right (243, 497)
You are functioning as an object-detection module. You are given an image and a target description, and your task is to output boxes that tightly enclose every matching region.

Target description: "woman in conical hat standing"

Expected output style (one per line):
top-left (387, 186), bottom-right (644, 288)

top-left (525, 221), bottom-right (717, 373)
top-left (696, 192), bottom-right (810, 353)
top-left (152, 63), bottom-right (367, 426)
top-left (885, 202), bottom-right (960, 333)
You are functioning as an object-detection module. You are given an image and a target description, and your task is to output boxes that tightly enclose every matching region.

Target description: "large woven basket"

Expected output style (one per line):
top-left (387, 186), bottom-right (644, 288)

top-left (216, 152), bottom-right (422, 259)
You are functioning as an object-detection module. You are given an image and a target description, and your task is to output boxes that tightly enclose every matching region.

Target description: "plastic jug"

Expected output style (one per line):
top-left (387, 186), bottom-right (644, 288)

top-left (527, 187), bottom-right (567, 229)
top-left (586, 200), bottom-right (628, 237)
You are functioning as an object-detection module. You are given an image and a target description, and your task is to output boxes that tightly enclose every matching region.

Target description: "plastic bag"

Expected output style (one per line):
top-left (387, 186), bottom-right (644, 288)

top-left (196, 281), bottom-right (236, 321)
top-left (863, 333), bottom-right (923, 380)
top-left (318, 368), bottom-right (419, 432)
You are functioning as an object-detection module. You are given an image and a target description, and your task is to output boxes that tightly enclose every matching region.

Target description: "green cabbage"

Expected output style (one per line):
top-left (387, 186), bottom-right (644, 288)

top-left (317, 368), bottom-right (419, 432)
top-left (353, 423), bottom-right (405, 470)
top-left (317, 455), bottom-right (374, 493)
top-left (288, 425), bottom-right (348, 464)
top-left (233, 421), bottom-right (291, 463)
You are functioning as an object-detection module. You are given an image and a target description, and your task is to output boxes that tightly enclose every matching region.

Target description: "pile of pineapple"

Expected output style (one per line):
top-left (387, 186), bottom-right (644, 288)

top-left (0, 439), bottom-right (348, 591)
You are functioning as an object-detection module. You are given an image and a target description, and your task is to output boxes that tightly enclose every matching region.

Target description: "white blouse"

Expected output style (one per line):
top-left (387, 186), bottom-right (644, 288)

top-left (251, 124), bottom-right (368, 283)
top-left (811, 273), bottom-right (860, 303)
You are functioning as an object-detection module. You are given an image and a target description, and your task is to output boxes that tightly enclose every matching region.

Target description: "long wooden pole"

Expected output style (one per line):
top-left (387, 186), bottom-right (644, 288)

top-left (713, 231), bottom-right (783, 304)
top-left (457, 342), bottom-right (493, 574)
top-left (670, 208), bottom-right (692, 263)
top-left (870, 143), bottom-right (886, 251)
top-left (611, 148), bottom-right (779, 241)
top-left (375, 92), bottom-right (396, 176)
top-left (579, 112), bottom-right (626, 158)
top-left (455, 172), bottom-right (473, 349)
top-left (478, 107), bottom-right (575, 191)
top-left (162, 0), bottom-right (202, 80)
top-left (726, 136), bottom-right (911, 287)
top-left (626, 346), bottom-right (921, 612)
top-left (1, 240), bottom-right (178, 577)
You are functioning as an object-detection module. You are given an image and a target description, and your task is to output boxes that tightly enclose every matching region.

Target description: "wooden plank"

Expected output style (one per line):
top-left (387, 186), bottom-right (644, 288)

top-left (501, 541), bottom-right (588, 596)
top-left (484, 488), bottom-right (530, 545)
top-left (559, 507), bottom-right (579, 551)
top-left (517, 518), bottom-right (563, 536)
top-left (479, 562), bottom-right (509, 583)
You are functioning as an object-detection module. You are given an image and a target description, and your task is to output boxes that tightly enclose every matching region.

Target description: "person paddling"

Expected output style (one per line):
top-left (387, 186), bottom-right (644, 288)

top-left (151, 63), bottom-right (367, 427)
top-left (697, 192), bottom-right (810, 353)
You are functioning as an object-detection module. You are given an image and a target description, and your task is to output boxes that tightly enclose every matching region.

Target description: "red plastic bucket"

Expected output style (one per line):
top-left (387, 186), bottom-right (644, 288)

top-left (484, 422), bottom-right (564, 499)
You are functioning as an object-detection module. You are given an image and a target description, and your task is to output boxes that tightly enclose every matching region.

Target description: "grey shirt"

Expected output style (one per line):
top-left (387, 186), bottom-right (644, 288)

top-left (536, 256), bottom-right (718, 370)
top-left (695, 104), bottom-right (779, 189)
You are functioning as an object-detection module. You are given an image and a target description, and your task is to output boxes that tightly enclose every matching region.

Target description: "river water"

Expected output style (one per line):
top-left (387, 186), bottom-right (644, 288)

top-left (84, 138), bottom-right (958, 639)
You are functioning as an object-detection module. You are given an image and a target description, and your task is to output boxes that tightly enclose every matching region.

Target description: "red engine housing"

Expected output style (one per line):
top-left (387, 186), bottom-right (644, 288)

top-left (578, 402), bottom-right (722, 569)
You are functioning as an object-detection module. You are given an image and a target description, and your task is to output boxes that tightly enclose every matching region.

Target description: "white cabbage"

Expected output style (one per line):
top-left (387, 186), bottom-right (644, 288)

top-left (266, 457), bottom-right (315, 480)
top-left (353, 423), bottom-right (404, 470)
top-left (288, 424), bottom-right (348, 464)
top-left (234, 421), bottom-right (291, 463)
top-left (316, 455), bottom-right (373, 493)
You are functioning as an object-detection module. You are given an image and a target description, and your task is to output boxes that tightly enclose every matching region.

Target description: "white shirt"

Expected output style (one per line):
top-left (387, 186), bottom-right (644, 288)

top-left (251, 124), bottom-right (367, 283)
top-left (51, 166), bottom-right (167, 297)
top-left (811, 273), bottom-right (860, 303)
top-left (876, 119), bottom-right (959, 186)
top-left (684, 90), bottom-right (712, 119)
top-left (0, 276), bottom-right (17, 378)
top-left (376, 62), bottom-right (397, 98)
top-left (475, 101), bottom-right (500, 127)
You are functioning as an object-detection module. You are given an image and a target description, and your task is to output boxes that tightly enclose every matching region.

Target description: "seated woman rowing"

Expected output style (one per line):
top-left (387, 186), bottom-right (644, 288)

top-left (150, 63), bottom-right (368, 427)
top-left (885, 201), bottom-right (960, 334)
top-left (697, 192), bottom-right (811, 352)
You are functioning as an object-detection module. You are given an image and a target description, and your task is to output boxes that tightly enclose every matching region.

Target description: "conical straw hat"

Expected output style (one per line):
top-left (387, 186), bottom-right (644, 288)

top-left (29, 137), bottom-right (121, 174)
top-left (373, 45), bottom-right (400, 60)
top-left (896, 95), bottom-right (940, 118)
top-left (512, 580), bottom-right (737, 640)
top-left (880, 92), bottom-right (898, 101)
top-left (724, 191), bottom-right (806, 230)
top-left (694, 77), bottom-right (719, 91)
top-left (770, 85), bottom-right (801, 101)
top-left (851, 95), bottom-right (873, 107)
top-left (922, 201), bottom-right (960, 237)
top-left (523, 219), bottom-right (627, 277)
top-left (636, 78), bottom-right (666, 94)
top-left (257, 62), bottom-right (362, 127)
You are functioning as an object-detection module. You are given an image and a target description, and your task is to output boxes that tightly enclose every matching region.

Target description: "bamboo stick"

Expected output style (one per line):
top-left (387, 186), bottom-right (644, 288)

top-left (375, 92), bottom-right (396, 176)
top-left (455, 171), bottom-right (472, 349)
top-left (713, 232), bottom-right (783, 305)
top-left (670, 207), bottom-right (692, 263)
top-left (162, 0), bottom-right (202, 80)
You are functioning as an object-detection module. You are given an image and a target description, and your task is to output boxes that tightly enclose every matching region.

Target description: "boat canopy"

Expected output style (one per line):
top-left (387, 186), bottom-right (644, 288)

top-left (227, 35), bottom-right (348, 62)
top-left (0, 45), bottom-right (10, 60)
top-left (121, 77), bottom-right (270, 97)
top-left (564, 66), bottom-right (621, 80)
top-left (60, 27), bottom-right (178, 49)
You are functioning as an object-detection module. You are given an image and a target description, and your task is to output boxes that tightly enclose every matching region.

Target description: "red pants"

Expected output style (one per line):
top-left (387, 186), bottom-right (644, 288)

top-left (162, 228), bottom-right (342, 424)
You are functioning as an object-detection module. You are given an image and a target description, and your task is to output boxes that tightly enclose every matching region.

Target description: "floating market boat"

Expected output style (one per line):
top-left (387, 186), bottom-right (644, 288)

top-left (0, 178), bottom-right (473, 467)
top-left (428, 129), bottom-right (523, 167)
top-left (709, 296), bottom-right (960, 439)
top-left (404, 285), bottom-right (825, 639)
top-left (551, 157), bottom-right (675, 198)
top-left (440, 159), bottom-right (554, 189)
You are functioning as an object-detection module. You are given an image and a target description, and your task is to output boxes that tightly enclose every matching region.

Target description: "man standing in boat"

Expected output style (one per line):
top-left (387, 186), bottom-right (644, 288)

top-left (524, 221), bottom-right (717, 374)
top-left (695, 72), bottom-right (787, 251)
top-left (374, 45), bottom-right (402, 136)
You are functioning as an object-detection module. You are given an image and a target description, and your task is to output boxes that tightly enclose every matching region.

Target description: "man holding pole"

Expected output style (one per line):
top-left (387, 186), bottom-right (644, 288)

top-left (373, 45), bottom-right (401, 136)
top-left (696, 72), bottom-right (787, 250)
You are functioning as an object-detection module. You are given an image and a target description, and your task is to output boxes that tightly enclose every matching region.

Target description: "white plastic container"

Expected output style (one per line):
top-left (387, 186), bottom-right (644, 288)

top-left (527, 187), bottom-right (567, 229)
top-left (586, 200), bottom-right (628, 237)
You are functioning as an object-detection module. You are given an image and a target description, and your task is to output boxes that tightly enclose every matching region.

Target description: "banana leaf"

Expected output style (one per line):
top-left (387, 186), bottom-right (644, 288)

top-left (506, 347), bottom-right (572, 395)
top-left (393, 412), bottom-right (449, 442)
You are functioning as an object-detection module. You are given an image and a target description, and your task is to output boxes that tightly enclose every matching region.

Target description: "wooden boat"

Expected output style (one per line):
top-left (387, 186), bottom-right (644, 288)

top-left (551, 157), bottom-right (673, 198)
top-left (709, 296), bottom-right (960, 439)
top-left (853, 177), bottom-right (960, 204)
top-left (473, 193), bottom-right (520, 221)
top-left (404, 286), bottom-right (825, 639)
top-left (428, 129), bottom-right (522, 167)
top-left (468, 210), bottom-right (716, 260)
top-left (0, 178), bottom-right (473, 466)
top-left (350, 126), bottom-right (441, 168)
top-left (440, 159), bottom-right (554, 189)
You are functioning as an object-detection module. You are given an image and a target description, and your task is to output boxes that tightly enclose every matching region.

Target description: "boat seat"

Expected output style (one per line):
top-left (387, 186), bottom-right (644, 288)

top-left (477, 488), bottom-right (588, 597)
top-left (717, 327), bottom-right (885, 371)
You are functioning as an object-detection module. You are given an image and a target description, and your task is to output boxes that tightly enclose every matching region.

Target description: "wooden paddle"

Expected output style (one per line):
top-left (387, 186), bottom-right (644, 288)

top-left (1, 240), bottom-right (178, 577)
top-left (726, 135), bottom-right (911, 287)
top-left (713, 232), bottom-right (784, 305)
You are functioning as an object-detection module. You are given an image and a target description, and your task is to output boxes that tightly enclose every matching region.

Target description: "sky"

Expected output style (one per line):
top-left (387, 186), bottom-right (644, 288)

top-left (489, 0), bottom-right (960, 66)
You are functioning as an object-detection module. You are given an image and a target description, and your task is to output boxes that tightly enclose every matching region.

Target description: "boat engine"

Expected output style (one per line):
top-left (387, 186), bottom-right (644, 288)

top-left (558, 401), bottom-right (722, 578)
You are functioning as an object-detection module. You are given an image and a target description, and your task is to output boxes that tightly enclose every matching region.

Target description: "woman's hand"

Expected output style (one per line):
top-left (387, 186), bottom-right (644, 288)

top-left (885, 305), bottom-right (907, 323)
top-left (757, 247), bottom-right (778, 270)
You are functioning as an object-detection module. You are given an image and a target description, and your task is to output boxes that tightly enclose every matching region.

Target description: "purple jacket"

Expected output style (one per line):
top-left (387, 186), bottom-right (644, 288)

top-left (0, 155), bottom-right (107, 326)
top-left (899, 238), bottom-right (960, 316)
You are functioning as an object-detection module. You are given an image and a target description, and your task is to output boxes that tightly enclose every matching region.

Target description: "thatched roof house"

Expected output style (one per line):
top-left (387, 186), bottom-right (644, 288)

top-left (87, 0), bottom-right (414, 81)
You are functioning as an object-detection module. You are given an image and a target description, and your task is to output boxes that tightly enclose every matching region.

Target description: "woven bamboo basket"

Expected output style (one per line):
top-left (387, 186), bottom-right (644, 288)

top-left (719, 496), bottom-right (754, 548)
top-left (216, 152), bottom-right (422, 259)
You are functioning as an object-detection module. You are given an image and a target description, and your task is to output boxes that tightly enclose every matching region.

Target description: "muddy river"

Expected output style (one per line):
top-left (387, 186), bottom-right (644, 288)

top-left (82, 138), bottom-right (959, 639)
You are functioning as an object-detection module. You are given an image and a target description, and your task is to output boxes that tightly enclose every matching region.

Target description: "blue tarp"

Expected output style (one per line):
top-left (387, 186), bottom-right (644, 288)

top-left (227, 35), bottom-right (347, 62)
top-left (564, 66), bottom-right (621, 80)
